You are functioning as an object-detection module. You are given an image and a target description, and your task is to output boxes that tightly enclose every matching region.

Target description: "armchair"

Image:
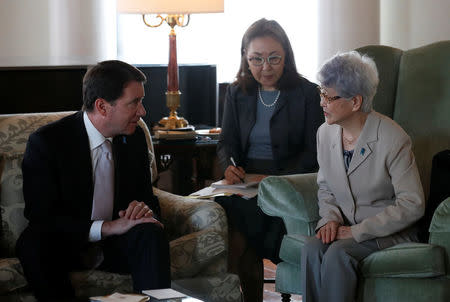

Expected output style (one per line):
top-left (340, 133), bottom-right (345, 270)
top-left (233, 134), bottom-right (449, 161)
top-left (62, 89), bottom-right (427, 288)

top-left (258, 40), bottom-right (450, 301)
top-left (0, 112), bottom-right (242, 302)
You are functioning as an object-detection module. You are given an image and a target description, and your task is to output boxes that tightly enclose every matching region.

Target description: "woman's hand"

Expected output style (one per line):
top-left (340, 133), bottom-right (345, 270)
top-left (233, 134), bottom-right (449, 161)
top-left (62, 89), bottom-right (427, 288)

top-left (316, 221), bottom-right (340, 244)
top-left (336, 226), bottom-right (353, 240)
top-left (224, 165), bottom-right (246, 184)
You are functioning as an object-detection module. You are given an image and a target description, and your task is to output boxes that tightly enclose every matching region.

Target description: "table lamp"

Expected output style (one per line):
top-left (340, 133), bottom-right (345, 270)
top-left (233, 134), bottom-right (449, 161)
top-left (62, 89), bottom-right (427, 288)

top-left (117, 0), bottom-right (224, 129)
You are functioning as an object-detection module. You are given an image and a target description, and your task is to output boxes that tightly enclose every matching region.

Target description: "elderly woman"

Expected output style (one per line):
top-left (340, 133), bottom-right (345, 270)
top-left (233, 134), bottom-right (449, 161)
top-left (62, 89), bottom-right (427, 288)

top-left (301, 51), bottom-right (425, 302)
top-left (216, 18), bottom-right (323, 302)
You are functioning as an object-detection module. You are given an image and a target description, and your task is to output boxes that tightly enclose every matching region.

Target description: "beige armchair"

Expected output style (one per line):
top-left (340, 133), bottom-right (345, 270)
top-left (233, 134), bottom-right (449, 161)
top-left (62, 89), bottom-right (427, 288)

top-left (0, 111), bottom-right (242, 302)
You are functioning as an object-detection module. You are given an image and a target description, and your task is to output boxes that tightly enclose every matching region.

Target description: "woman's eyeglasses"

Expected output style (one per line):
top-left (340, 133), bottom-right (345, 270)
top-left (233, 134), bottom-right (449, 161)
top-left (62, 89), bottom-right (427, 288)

top-left (317, 86), bottom-right (343, 104)
top-left (248, 55), bottom-right (282, 66)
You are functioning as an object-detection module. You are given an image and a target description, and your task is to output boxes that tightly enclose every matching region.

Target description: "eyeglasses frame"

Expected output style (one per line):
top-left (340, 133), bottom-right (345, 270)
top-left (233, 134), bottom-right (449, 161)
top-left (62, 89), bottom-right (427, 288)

top-left (317, 86), bottom-right (347, 104)
top-left (247, 55), bottom-right (283, 66)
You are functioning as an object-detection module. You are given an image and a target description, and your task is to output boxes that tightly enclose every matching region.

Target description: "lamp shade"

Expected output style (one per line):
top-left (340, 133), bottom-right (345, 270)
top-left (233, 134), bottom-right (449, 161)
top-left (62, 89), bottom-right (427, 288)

top-left (117, 0), bottom-right (224, 14)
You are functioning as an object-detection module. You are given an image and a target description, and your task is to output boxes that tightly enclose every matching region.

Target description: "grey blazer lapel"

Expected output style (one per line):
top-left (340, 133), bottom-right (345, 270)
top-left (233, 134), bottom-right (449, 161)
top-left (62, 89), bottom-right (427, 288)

top-left (333, 127), bottom-right (356, 205)
top-left (347, 112), bottom-right (379, 176)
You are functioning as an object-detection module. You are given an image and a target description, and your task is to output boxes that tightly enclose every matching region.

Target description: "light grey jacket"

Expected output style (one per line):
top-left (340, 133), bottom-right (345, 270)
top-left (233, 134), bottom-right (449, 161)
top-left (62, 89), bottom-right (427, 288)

top-left (316, 111), bottom-right (425, 249)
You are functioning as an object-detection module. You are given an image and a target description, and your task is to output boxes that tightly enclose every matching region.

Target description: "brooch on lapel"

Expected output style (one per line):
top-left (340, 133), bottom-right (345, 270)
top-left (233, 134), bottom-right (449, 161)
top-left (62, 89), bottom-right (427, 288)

top-left (122, 137), bottom-right (127, 144)
top-left (360, 148), bottom-right (366, 156)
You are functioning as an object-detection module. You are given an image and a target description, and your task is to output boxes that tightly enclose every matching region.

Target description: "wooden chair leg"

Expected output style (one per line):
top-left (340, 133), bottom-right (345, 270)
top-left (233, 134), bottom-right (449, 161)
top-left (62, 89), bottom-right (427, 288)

top-left (281, 293), bottom-right (291, 302)
top-left (227, 228), bottom-right (264, 302)
top-left (238, 247), bottom-right (263, 302)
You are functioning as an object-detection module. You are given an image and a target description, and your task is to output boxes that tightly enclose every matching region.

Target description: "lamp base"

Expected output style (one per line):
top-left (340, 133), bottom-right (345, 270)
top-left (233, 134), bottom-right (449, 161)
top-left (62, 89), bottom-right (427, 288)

top-left (159, 90), bottom-right (189, 129)
top-left (159, 115), bottom-right (188, 129)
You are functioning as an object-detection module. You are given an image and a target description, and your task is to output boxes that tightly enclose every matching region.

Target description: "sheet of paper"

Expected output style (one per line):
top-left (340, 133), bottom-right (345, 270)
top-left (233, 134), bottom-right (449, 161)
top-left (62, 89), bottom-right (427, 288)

top-left (90, 292), bottom-right (149, 302)
top-left (189, 185), bottom-right (258, 199)
top-left (210, 173), bottom-right (263, 189)
top-left (142, 288), bottom-right (186, 300)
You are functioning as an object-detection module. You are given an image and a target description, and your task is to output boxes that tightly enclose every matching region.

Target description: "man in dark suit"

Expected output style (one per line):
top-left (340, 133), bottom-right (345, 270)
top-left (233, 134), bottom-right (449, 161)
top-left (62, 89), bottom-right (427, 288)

top-left (16, 60), bottom-right (170, 301)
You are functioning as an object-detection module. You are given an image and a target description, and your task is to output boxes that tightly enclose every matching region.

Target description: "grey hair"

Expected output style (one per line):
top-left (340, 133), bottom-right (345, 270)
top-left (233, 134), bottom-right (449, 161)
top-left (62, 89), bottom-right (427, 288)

top-left (317, 51), bottom-right (379, 113)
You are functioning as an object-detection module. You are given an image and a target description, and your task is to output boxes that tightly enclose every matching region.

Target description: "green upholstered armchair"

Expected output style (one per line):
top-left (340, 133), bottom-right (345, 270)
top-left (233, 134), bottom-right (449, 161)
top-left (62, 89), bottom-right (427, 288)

top-left (0, 112), bottom-right (242, 302)
top-left (257, 40), bottom-right (450, 302)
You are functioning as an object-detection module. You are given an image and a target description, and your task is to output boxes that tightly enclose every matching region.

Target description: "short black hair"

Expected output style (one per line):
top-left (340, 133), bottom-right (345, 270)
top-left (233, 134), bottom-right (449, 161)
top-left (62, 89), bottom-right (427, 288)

top-left (82, 60), bottom-right (146, 111)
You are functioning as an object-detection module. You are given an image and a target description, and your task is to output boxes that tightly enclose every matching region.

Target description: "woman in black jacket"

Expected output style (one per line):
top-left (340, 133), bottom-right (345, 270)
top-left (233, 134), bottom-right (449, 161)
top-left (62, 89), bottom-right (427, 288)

top-left (216, 18), bottom-right (323, 302)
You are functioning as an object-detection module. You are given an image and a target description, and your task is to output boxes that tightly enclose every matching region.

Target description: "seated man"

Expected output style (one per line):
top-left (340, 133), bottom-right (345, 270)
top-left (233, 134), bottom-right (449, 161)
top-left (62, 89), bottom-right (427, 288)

top-left (16, 60), bottom-right (171, 302)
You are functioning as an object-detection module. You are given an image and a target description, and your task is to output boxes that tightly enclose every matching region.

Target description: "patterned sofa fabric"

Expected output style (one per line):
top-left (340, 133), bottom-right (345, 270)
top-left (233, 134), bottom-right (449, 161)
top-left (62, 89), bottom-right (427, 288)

top-left (0, 258), bottom-right (27, 295)
top-left (0, 112), bottom-right (77, 257)
top-left (0, 112), bottom-right (242, 302)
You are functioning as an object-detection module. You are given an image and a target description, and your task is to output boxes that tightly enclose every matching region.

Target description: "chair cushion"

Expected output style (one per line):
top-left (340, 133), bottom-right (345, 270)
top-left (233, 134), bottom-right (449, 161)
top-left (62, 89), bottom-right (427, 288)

top-left (361, 242), bottom-right (446, 278)
top-left (0, 258), bottom-right (27, 294)
top-left (278, 234), bottom-right (308, 265)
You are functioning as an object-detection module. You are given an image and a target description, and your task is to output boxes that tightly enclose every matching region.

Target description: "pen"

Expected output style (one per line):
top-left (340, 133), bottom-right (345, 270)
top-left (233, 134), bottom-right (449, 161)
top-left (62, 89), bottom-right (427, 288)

top-left (230, 157), bottom-right (245, 183)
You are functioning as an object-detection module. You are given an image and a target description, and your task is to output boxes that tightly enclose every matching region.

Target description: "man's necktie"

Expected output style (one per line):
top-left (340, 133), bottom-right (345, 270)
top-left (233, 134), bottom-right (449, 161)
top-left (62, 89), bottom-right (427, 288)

top-left (91, 140), bottom-right (114, 221)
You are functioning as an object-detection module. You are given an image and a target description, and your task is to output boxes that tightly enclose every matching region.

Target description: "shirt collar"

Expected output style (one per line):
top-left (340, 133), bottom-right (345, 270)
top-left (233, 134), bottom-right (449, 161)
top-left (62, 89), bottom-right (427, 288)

top-left (83, 111), bottom-right (112, 151)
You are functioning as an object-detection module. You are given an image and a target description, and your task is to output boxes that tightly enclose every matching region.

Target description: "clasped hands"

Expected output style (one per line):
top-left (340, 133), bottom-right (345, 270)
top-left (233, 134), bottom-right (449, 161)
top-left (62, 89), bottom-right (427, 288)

top-left (101, 200), bottom-right (163, 238)
top-left (316, 221), bottom-right (353, 244)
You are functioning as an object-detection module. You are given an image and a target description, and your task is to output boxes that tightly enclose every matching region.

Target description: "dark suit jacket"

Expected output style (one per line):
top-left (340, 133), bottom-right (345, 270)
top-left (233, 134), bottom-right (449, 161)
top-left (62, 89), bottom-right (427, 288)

top-left (217, 78), bottom-right (323, 175)
top-left (21, 111), bottom-right (159, 247)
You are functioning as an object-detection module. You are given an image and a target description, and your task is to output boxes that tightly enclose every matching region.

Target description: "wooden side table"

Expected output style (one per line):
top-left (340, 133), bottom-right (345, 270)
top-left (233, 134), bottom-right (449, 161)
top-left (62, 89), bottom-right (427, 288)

top-left (153, 138), bottom-right (220, 195)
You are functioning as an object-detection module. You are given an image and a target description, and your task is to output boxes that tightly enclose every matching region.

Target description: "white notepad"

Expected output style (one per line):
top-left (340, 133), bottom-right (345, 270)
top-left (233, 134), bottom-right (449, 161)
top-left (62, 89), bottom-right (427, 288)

top-left (142, 288), bottom-right (186, 300)
top-left (210, 174), bottom-right (263, 189)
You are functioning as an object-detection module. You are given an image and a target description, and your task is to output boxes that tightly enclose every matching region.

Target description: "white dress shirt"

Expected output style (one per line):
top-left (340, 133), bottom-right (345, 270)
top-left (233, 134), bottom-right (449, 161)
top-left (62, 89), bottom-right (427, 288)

top-left (83, 112), bottom-right (113, 242)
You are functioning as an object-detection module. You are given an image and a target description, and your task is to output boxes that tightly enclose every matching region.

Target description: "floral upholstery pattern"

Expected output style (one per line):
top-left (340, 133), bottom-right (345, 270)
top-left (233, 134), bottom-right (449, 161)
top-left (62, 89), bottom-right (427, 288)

top-left (0, 258), bottom-right (27, 294)
top-left (0, 112), bottom-right (241, 302)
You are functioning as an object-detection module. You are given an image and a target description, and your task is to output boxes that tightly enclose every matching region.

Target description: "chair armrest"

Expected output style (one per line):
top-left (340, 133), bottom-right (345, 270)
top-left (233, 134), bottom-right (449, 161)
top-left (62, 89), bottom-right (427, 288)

top-left (361, 243), bottom-right (446, 278)
top-left (429, 196), bottom-right (450, 274)
top-left (154, 187), bottom-right (227, 240)
top-left (154, 188), bottom-right (228, 277)
top-left (257, 173), bottom-right (320, 235)
top-left (170, 229), bottom-right (226, 279)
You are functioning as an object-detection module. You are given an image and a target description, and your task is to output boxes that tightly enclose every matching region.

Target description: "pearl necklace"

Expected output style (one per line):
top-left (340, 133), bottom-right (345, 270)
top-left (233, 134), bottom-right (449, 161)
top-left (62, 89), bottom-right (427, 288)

top-left (258, 86), bottom-right (280, 107)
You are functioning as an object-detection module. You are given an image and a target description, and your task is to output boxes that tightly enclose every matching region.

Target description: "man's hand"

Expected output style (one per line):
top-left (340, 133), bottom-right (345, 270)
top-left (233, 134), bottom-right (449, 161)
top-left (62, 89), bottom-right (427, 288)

top-left (336, 226), bottom-right (353, 240)
top-left (316, 221), bottom-right (340, 244)
top-left (224, 165), bottom-right (246, 184)
top-left (118, 200), bottom-right (154, 220)
top-left (101, 200), bottom-right (163, 238)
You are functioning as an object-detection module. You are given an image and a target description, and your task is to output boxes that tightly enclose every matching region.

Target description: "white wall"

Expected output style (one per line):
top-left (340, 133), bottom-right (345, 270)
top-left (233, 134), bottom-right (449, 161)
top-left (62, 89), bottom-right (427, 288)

top-left (117, 1), bottom-right (319, 83)
top-left (318, 0), bottom-right (380, 67)
top-left (380, 0), bottom-right (450, 50)
top-left (0, 0), bottom-right (117, 66)
top-left (1, 0), bottom-right (448, 70)
top-left (0, 1), bottom-right (51, 66)
top-left (317, 0), bottom-right (450, 72)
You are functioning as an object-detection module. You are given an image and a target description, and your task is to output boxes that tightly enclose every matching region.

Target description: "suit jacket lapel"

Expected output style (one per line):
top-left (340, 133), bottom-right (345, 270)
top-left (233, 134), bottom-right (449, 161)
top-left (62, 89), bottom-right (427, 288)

top-left (347, 112), bottom-right (379, 176)
top-left (332, 127), bottom-right (355, 204)
top-left (239, 92), bottom-right (257, 151)
top-left (71, 112), bottom-right (95, 216)
top-left (272, 90), bottom-right (288, 118)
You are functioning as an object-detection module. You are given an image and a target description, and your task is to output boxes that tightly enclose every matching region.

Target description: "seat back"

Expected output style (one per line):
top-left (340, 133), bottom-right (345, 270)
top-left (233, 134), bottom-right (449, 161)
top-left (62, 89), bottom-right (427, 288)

top-left (356, 45), bottom-right (403, 118)
top-left (0, 111), bottom-right (157, 257)
top-left (358, 41), bottom-right (450, 199)
top-left (393, 41), bottom-right (450, 199)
